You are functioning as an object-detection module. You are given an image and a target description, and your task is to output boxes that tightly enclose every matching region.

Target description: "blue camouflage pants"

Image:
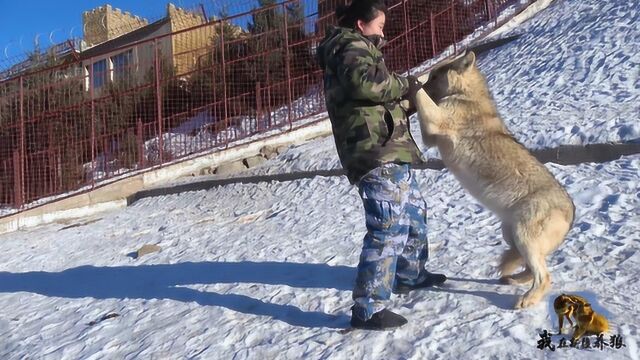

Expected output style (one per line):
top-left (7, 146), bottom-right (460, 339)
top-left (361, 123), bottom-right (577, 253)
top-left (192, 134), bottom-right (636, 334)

top-left (352, 163), bottom-right (429, 320)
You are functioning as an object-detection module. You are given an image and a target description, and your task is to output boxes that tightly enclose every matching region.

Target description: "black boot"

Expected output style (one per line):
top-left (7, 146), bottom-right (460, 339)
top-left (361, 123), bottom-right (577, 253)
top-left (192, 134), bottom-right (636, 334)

top-left (350, 308), bottom-right (408, 330)
top-left (393, 271), bottom-right (447, 295)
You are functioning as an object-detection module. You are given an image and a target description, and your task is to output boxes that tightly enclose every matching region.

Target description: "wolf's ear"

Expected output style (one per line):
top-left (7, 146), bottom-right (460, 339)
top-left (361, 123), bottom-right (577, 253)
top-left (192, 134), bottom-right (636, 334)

top-left (451, 51), bottom-right (476, 72)
top-left (459, 51), bottom-right (476, 71)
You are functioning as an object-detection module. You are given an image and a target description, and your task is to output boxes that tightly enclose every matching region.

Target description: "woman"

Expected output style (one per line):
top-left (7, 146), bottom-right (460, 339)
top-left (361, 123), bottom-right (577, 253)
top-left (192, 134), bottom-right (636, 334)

top-left (317, 0), bottom-right (447, 330)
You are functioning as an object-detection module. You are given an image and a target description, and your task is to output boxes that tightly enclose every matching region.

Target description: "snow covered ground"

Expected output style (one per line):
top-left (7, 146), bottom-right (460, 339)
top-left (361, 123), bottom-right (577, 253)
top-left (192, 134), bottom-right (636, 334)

top-left (0, 153), bottom-right (637, 359)
top-left (0, 0), bottom-right (638, 359)
top-left (482, 0), bottom-right (639, 149)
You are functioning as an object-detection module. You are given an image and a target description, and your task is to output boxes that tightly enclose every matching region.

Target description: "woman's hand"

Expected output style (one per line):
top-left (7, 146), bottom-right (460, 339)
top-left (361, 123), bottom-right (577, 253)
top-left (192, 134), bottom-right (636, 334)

top-left (405, 75), bottom-right (423, 99)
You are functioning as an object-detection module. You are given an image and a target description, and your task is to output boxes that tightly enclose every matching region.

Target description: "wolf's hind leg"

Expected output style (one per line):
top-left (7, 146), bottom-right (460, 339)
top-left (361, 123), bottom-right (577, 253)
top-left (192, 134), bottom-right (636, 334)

top-left (498, 248), bottom-right (523, 281)
top-left (498, 223), bottom-right (524, 283)
top-left (511, 217), bottom-right (551, 309)
top-left (501, 268), bottom-right (533, 285)
top-left (515, 251), bottom-right (550, 308)
top-left (515, 208), bottom-right (571, 308)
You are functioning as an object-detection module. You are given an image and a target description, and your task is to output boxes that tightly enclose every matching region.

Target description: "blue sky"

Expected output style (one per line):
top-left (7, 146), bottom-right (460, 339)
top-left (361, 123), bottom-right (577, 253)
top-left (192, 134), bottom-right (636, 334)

top-left (0, 1), bottom-right (249, 61)
top-left (0, 0), bottom-right (317, 60)
top-left (0, 0), bottom-right (319, 68)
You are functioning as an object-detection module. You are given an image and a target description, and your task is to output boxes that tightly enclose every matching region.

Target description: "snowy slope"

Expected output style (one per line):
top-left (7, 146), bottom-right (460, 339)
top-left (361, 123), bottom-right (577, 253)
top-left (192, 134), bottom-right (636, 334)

top-left (0, 154), bottom-right (637, 359)
top-left (0, 0), bottom-right (639, 359)
top-left (483, 0), bottom-right (640, 148)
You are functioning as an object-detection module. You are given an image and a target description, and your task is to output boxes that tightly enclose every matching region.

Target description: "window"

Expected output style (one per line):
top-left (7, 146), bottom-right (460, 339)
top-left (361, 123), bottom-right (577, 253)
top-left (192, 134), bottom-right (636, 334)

top-left (111, 49), bottom-right (133, 83)
top-left (92, 59), bottom-right (108, 89)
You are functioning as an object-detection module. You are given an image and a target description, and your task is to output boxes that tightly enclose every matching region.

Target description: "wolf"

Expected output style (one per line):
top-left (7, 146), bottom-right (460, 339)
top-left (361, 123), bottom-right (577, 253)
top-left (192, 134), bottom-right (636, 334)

top-left (410, 51), bottom-right (575, 309)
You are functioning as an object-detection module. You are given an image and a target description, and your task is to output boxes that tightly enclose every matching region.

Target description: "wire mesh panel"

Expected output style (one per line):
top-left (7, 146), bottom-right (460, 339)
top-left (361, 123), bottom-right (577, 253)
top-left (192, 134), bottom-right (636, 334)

top-left (0, 77), bottom-right (21, 207)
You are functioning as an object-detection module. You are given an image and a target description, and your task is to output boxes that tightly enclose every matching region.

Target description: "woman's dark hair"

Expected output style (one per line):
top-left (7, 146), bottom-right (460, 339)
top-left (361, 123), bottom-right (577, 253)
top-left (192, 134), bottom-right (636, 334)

top-left (335, 0), bottom-right (387, 29)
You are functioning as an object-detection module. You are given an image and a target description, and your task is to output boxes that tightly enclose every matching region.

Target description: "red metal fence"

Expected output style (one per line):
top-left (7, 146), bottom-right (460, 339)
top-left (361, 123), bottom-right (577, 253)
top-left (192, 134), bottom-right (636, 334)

top-left (0, 0), bottom-right (530, 213)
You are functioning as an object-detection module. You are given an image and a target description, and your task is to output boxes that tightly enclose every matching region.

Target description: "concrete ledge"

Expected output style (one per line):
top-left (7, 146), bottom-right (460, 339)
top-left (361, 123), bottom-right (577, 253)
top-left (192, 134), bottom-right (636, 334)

top-left (0, 200), bottom-right (127, 234)
top-left (140, 119), bottom-right (332, 188)
top-left (0, 176), bottom-right (144, 234)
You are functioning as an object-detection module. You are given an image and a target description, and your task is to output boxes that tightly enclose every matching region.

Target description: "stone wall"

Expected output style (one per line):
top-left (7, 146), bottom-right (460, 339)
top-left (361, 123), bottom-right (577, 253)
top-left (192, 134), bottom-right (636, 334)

top-left (167, 3), bottom-right (213, 76)
top-left (83, 4), bottom-right (148, 47)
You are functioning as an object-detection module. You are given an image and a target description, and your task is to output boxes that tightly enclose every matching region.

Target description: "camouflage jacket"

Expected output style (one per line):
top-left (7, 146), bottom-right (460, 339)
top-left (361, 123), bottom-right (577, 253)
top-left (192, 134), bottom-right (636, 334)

top-left (317, 26), bottom-right (425, 184)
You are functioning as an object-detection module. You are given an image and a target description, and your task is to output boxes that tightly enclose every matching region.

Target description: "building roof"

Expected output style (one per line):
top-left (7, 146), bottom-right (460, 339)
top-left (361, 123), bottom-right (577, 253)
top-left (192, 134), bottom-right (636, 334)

top-left (80, 17), bottom-right (171, 60)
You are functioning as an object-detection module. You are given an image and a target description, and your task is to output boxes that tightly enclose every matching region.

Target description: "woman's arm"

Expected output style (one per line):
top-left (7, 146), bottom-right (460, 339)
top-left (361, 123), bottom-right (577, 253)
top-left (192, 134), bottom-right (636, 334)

top-left (336, 39), bottom-right (408, 103)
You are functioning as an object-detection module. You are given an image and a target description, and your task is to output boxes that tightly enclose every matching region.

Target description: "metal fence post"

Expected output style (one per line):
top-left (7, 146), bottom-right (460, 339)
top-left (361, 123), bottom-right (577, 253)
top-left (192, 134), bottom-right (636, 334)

top-left (486, 0), bottom-right (497, 27)
top-left (137, 118), bottom-right (144, 167)
top-left (283, 3), bottom-right (293, 131)
top-left (430, 11), bottom-right (436, 57)
top-left (16, 76), bottom-right (25, 207)
top-left (266, 62), bottom-right (272, 128)
top-left (220, 21), bottom-right (229, 148)
top-left (89, 58), bottom-right (96, 188)
top-left (212, 44), bottom-right (219, 147)
top-left (13, 150), bottom-right (22, 207)
top-left (256, 81), bottom-right (262, 131)
top-left (402, 0), bottom-right (411, 72)
top-left (154, 39), bottom-right (164, 164)
top-left (451, 1), bottom-right (457, 54)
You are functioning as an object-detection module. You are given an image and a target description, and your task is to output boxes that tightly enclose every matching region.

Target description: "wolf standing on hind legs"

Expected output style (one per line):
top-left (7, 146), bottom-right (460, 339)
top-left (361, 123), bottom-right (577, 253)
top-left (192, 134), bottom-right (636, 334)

top-left (317, 0), bottom-right (447, 330)
top-left (410, 51), bottom-right (575, 309)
